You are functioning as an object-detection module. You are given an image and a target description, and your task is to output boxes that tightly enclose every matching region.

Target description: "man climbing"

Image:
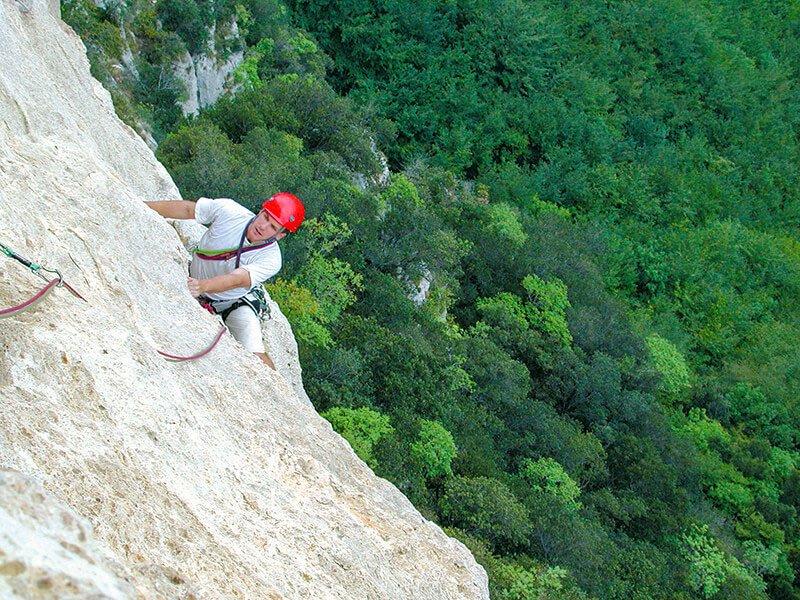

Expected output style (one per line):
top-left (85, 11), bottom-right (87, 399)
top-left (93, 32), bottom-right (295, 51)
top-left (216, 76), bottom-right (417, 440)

top-left (145, 193), bottom-right (305, 369)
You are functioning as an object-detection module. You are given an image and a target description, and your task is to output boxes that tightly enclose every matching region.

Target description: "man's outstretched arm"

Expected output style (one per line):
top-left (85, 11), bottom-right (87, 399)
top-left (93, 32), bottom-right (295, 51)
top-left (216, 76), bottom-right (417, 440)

top-left (145, 200), bottom-right (196, 220)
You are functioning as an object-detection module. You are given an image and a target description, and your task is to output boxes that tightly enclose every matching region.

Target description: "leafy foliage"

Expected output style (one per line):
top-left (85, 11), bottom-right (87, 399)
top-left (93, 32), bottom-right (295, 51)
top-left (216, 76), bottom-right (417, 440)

top-left (267, 278), bottom-right (331, 347)
top-left (440, 476), bottom-right (533, 551)
top-left (410, 420), bottom-right (457, 479)
top-left (680, 524), bottom-right (766, 599)
top-left (156, 0), bottom-right (213, 54)
top-left (646, 334), bottom-right (693, 405)
top-left (321, 407), bottom-right (394, 469)
top-left (84, 0), bottom-right (800, 595)
top-left (520, 458), bottom-right (582, 511)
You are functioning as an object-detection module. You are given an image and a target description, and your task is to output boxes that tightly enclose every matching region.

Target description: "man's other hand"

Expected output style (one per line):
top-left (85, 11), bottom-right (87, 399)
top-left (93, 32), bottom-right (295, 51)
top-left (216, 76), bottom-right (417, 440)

top-left (187, 277), bottom-right (204, 298)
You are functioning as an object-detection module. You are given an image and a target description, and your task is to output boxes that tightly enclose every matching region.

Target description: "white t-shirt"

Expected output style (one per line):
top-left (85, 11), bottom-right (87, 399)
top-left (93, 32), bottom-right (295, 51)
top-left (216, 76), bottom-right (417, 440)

top-left (189, 197), bottom-right (282, 302)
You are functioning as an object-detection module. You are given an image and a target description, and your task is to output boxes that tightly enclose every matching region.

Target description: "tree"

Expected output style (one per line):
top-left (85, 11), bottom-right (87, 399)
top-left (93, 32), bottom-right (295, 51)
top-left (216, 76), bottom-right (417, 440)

top-left (267, 278), bottom-right (332, 348)
top-left (157, 120), bottom-right (238, 199)
top-left (439, 476), bottom-right (533, 550)
top-left (679, 524), bottom-right (766, 599)
top-left (302, 346), bottom-right (373, 411)
top-left (462, 335), bottom-right (532, 423)
top-left (521, 274), bottom-right (572, 349)
top-left (520, 458), bottom-right (582, 511)
top-left (474, 292), bottom-right (547, 370)
top-left (515, 401), bottom-right (608, 489)
top-left (156, 0), bottom-right (211, 54)
top-left (410, 420), bottom-right (457, 479)
top-left (446, 527), bottom-right (591, 600)
top-left (646, 334), bottom-right (692, 405)
top-left (322, 406), bottom-right (394, 470)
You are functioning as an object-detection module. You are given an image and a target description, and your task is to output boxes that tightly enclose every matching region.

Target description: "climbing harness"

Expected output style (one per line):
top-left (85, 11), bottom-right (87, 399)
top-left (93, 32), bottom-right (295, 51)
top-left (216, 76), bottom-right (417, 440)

top-left (192, 214), bottom-right (274, 322)
top-left (192, 241), bottom-right (275, 262)
top-left (199, 285), bottom-right (271, 322)
top-left (0, 242), bottom-right (86, 318)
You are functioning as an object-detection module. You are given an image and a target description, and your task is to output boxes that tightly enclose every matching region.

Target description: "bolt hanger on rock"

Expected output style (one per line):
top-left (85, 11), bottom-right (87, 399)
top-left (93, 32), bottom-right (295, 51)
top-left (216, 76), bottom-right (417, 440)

top-left (0, 241), bottom-right (86, 318)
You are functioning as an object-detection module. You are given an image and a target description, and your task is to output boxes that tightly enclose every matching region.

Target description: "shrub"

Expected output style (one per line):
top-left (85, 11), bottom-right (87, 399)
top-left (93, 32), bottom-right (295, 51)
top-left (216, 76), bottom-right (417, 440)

top-left (680, 524), bottom-right (766, 599)
top-left (520, 457), bottom-right (582, 511)
top-left (156, 0), bottom-right (212, 54)
top-left (681, 524), bottom-right (730, 598)
top-left (683, 408), bottom-right (731, 452)
top-left (157, 121), bottom-right (238, 198)
top-left (62, 0), bottom-right (124, 61)
top-left (521, 274), bottom-right (572, 348)
top-left (646, 334), bottom-right (692, 404)
top-left (295, 253), bottom-right (362, 325)
top-left (267, 279), bottom-right (331, 348)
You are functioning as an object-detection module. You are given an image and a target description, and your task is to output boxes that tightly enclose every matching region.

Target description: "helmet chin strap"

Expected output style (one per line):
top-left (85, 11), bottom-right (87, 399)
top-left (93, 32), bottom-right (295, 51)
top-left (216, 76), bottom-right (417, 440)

top-left (256, 228), bottom-right (287, 246)
top-left (263, 226), bottom-right (287, 245)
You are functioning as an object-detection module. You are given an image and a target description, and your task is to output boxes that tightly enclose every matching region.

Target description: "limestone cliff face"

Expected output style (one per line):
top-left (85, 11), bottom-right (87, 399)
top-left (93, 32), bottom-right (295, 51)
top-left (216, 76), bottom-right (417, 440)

top-left (172, 20), bottom-right (245, 117)
top-left (0, 1), bottom-right (489, 598)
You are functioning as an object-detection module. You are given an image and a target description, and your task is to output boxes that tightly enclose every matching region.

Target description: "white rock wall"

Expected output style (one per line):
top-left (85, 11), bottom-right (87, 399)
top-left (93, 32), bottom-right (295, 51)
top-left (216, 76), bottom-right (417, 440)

top-left (0, 1), bottom-right (489, 598)
top-left (173, 51), bottom-right (201, 118)
top-left (195, 49), bottom-right (244, 109)
top-left (0, 470), bottom-right (135, 599)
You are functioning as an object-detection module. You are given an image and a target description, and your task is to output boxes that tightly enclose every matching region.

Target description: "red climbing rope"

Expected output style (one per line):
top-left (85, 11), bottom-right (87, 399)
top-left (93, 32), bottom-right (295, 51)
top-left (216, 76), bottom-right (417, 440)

top-left (57, 279), bottom-right (86, 302)
top-left (157, 324), bottom-right (227, 362)
top-left (1, 242), bottom-right (86, 312)
top-left (0, 276), bottom-right (61, 318)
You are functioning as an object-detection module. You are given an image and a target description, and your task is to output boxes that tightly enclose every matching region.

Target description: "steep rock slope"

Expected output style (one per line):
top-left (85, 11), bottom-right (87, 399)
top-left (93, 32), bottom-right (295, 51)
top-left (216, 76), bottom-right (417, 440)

top-left (0, 0), bottom-right (489, 597)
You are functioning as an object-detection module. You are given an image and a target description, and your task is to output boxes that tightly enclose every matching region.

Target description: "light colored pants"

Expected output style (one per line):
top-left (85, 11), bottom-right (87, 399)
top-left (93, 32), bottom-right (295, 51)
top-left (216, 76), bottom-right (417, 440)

top-left (223, 305), bottom-right (265, 353)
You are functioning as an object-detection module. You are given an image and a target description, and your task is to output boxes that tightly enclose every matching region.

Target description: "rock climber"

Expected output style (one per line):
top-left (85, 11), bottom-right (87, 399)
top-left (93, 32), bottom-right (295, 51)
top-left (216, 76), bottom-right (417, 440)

top-left (145, 193), bottom-right (305, 369)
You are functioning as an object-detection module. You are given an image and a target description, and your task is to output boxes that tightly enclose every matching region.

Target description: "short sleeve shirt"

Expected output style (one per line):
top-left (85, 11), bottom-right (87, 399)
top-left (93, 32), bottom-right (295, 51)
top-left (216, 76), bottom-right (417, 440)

top-left (189, 197), bottom-right (282, 302)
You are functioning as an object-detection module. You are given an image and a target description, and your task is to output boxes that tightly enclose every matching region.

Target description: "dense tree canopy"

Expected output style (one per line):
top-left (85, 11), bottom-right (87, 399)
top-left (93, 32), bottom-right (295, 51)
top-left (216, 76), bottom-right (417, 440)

top-left (67, 0), bottom-right (800, 596)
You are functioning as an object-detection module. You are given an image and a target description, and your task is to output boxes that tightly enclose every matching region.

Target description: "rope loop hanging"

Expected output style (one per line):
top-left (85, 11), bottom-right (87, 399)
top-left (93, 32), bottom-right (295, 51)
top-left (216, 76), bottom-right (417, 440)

top-left (156, 324), bottom-right (227, 362)
top-left (0, 276), bottom-right (61, 319)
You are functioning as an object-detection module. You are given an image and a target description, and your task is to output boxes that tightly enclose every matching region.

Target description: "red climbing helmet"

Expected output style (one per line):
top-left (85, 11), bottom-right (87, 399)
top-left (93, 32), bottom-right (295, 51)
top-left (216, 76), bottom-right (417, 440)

top-left (262, 192), bottom-right (305, 233)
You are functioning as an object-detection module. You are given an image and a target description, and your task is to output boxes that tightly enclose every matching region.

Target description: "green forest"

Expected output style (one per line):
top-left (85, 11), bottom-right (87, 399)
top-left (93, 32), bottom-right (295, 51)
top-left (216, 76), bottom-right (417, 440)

top-left (64, 0), bottom-right (800, 597)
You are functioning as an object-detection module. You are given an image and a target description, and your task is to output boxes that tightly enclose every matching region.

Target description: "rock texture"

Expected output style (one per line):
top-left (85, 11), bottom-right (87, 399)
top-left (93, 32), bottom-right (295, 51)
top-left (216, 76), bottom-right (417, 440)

top-left (173, 51), bottom-right (201, 116)
top-left (0, 470), bottom-right (135, 599)
top-left (194, 50), bottom-right (244, 109)
top-left (0, 1), bottom-right (489, 598)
